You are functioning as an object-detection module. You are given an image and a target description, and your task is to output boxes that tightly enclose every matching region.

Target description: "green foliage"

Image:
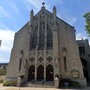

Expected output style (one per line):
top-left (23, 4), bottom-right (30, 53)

top-left (0, 68), bottom-right (7, 76)
top-left (84, 12), bottom-right (90, 36)
top-left (59, 79), bottom-right (72, 88)
top-left (0, 70), bottom-right (6, 76)
top-left (3, 80), bottom-right (17, 86)
top-left (71, 81), bottom-right (80, 88)
top-left (0, 79), bottom-right (3, 83)
top-left (59, 78), bottom-right (81, 89)
top-left (3, 81), bottom-right (11, 86)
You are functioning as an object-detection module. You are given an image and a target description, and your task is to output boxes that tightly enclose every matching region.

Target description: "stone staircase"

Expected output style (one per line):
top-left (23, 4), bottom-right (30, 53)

top-left (25, 81), bottom-right (54, 88)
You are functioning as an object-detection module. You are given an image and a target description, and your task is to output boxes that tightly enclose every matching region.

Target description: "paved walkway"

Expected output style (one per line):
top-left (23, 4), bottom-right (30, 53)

top-left (0, 84), bottom-right (90, 90)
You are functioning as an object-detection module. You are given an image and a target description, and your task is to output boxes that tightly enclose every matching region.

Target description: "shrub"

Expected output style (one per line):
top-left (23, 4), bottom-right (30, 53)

top-left (3, 81), bottom-right (11, 86)
top-left (0, 69), bottom-right (7, 76)
top-left (3, 80), bottom-right (17, 86)
top-left (59, 79), bottom-right (80, 89)
top-left (0, 79), bottom-right (3, 83)
top-left (10, 80), bottom-right (17, 86)
top-left (59, 78), bottom-right (72, 88)
top-left (71, 81), bottom-right (80, 88)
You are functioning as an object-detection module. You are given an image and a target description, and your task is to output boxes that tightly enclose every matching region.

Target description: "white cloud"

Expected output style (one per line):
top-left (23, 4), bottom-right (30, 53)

top-left (76, 33), bottom-right (88, 40)
top-left (22, 0), bottom-right (63, 16)
top-left (0, 29), bottom-right (15, 63)
top-left (0, 56), bottom-right (9, 63)
top-left (0, 6), bottom-right (10, 18)
top-left (23, 0), bottom-right (50, 13)
top-left (0, 29), bottom-right (15, 51)
top-left (76, 33), bottom-right (90, 44)
top-left (8, 1), bottom-right (20, 16)
top-left (0, 22), bottom-right (10, 30)
top-left (26, 0), bottom-right (44, 10)
top-left (67, 17), bottom-right (77, 25)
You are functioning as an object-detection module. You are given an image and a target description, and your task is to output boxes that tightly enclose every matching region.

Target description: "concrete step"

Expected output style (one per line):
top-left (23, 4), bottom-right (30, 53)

top-left (27, 81), bottom-right (54, 88)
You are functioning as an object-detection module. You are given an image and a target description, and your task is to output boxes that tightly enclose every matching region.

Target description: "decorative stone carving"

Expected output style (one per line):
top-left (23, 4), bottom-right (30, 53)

top-left (71, 69), bottom-right (80, 78)
top-left (55, 58), bottom-right (59, 67)
top-left (47, 56), bottom-right (52, 62)
top-left (37, 51), bottom-right (40, 56)
top-left (30, 57), bottom-right (35, 63)
top-left (38, 57), bottom-right (43, 62)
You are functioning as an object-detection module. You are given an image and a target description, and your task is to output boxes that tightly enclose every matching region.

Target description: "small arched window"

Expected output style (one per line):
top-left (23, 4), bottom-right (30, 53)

top-left (62, 47), bottom-right (67, 71)
top-left (38, 34), bottom-right (45, 50)
top-left (47, 34), bottom-right (53, 49)
top-left (19, 58), bottom-right (22, 71)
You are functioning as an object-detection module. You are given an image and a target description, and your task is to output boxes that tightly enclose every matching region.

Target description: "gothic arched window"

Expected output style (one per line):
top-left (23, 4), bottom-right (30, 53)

top-left (62, 47), bottom-right (67, 71)
top-left (38, 34), bottom-right (45, 50)
top-left (47, 34), bottom-right (53, 49)
top-left (19, 58), bottom-right (22, 71)
top-left (30, 35), bottom-right (37, 49)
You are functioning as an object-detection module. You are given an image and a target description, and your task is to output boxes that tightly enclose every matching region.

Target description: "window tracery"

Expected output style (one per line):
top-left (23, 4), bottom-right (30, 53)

top-left (47, 34), bottom-right (53, 49)
top-left (46, 24), bottom-right (53, 49)
top-left (30, 35), bottom-right (37, 49)
top-left (38, 57), bottom-right (43, 62)
top-left (47, 56), bottom-right (52, 62)
top-left (30, 57), bottom-right (35, 63)
top-left (38, 34), bottom-right (45, 50)
top-left (40, 22), bottom-right (45, 34)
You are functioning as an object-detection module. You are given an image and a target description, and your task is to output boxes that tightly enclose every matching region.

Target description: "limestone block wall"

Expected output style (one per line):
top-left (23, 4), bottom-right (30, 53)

top-left (6, 22), bottom-right (30, 79)
top-left (57, 19), bottom-right (84, 78)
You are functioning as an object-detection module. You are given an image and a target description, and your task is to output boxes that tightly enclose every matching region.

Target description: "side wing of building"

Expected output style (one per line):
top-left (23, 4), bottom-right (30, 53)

top-left (57, 18), bottom-right (84, 79)
top-left (6, 22), bottom-right (30, 79)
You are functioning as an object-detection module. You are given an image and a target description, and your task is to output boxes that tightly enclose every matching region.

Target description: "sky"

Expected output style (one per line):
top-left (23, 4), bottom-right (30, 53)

top-left (0, 0), bottom-right (90, 63)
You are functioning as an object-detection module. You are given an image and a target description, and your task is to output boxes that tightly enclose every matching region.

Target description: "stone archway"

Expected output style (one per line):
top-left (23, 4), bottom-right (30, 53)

top-left (37, 65), bottom-right (44, 81)
top-left (80, 58), bottom-right (88, 82)
top-left (46, 64), bottom-right (54, 81)
top-left (28, 65), bottom-right (35, 81)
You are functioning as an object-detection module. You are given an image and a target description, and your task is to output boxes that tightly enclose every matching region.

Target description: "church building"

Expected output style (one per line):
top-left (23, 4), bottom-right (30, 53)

top-left (6, 3), bottom-right (87, 87)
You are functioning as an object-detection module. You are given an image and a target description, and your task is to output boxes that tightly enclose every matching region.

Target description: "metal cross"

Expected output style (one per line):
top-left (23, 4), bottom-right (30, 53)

top-left (42, 2), bottom-right (45, 7)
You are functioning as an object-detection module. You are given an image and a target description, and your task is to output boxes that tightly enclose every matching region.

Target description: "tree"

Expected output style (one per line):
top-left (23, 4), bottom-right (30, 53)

top-left (84, 12), bottom-right (90, 36)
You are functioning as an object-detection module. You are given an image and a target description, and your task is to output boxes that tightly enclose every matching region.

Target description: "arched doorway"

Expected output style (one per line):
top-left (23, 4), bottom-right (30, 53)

top-left (37, 65), bottom-right (44, 81)
top-left (81, 58), bottom-right (88, 82)
top-left (28, 65), bottom-right (35, 81)
top-left (46, 64), bottom-right (54, 81)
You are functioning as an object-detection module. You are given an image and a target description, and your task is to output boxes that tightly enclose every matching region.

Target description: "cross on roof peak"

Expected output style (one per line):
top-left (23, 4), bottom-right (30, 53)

top-left (42, 2), bottom-right (45, 7)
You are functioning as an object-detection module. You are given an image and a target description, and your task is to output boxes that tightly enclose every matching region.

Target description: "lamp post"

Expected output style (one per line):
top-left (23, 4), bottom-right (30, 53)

top-left (0, 40), bottom-right (2, 47)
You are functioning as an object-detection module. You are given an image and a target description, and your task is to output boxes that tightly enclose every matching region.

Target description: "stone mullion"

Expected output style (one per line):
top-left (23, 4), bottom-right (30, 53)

top-left (44, 16), bottom-right (47, 81)
top-left (35, 16), bottom-right (40, 81)
top-left (35, 50), bottom-right (37, 81)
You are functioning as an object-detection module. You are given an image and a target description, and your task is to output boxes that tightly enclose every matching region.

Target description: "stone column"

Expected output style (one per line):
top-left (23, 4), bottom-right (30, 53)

top-left (44, 15), bottom-right (47, 81)
top-left (53, 6), bottom-right (60, 78)
top-left (35, 16), bottom-right (40, 81)
top-left (35, 49), bottom-right (37, 81)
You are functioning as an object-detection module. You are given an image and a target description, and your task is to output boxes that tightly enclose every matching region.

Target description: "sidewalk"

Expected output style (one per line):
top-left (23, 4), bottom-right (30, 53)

top-left (0, 84), bottom-right (90, 90)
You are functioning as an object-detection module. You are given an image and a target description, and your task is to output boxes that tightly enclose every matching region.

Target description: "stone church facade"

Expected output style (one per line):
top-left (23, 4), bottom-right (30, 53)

top-left (6, 5), bottom-right (87, 87)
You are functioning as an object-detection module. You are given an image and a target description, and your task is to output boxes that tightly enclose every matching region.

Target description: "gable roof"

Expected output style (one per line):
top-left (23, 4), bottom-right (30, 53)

top-left (35, 7), bottom-right (74, 28)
